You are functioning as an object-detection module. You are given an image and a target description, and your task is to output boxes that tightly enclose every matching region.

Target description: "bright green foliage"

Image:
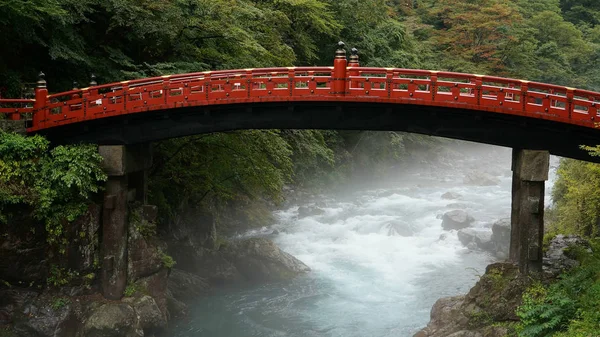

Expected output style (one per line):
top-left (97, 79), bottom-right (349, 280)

top-left (0, 132), bottom-right (106, 249)
top-left (549, 158), bottom-right (600, 237)
top-left (516, 241), bottom-right (600, 337)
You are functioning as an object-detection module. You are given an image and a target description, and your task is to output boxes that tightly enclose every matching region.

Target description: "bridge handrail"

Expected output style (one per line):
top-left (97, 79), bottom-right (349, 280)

top-left (2, 66), bottom-right (600, 131)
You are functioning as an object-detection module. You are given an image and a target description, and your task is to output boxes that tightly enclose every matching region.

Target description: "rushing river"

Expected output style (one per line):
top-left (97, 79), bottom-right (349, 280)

top-left (171, 144), bottom-right (556, 337)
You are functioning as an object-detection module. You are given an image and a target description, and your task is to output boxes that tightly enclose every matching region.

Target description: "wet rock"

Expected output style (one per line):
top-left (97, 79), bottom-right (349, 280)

top-left (298, 206), bottom-right (325, 219)
top-left (441, 210), bottom-right (475, 231)
top-left (271, 229), bottom-right (280, 235)
top-left (13, 296), bottom-right (74, 337)
top-left (415, 263), bottom-right (528, 337)
top-left (131, 295), bottom-right (166, 334)
top-left (223, 238), bottom-right (310, 283)
top-left (463, 171), bottom-right (501, 186)
top-left (168, 269), bottom-right (209, 301)
top-left (127, 224), bottom-right (164, 282)
top-left (135, 269), bottom-right (169, 319)
top-left (543, 235), bottom-right (591, 277)
top-left (441, 192), bottom-right (462, 200)
top-left (166, 289), bottom-right (187, 319)
top-left (457, 229), bottom-right (494, 251)
top-left (491, 218), bottom-right (511, 258)
top-left (83, 303), bottom-right (141, 337)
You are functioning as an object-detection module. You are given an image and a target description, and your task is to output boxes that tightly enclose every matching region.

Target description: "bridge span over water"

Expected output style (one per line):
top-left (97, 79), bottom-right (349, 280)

top-left (1, 44), bottom-right (598, 299)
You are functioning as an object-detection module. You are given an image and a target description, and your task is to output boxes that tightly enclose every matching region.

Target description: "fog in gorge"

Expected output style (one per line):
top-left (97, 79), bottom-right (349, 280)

top-left (171, 139), bottom-right (558, 337)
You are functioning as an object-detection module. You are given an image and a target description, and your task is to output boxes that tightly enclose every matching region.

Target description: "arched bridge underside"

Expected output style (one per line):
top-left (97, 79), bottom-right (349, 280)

top-left (3, 66), bottom-right (600, 161)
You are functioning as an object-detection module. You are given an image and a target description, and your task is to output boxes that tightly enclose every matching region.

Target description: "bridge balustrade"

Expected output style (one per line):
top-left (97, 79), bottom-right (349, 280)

top-left (2, 60), bottom-right (600, 131)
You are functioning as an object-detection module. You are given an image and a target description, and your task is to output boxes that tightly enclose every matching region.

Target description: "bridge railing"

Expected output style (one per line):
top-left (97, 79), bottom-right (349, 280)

top-left (0, 99), bottom-right (35, 120)
top-left (1, 55), bottom-right (600, 131)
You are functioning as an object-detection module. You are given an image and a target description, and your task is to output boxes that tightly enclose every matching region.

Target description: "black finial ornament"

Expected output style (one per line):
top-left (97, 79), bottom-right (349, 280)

top-left (335, 41), bottom-right (346, 59)
top-left (90, 74), bottom-right (97, 86)
top-left (72, 81), bottom-right (79, 90)
top-left (349, 47), bottom-right (360, 65)
top-left (37, 71), bottom-right (46, 89)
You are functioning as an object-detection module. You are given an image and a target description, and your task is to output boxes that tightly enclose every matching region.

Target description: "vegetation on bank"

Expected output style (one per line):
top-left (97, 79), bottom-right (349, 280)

top-left (0, 132), bottom-right (106, 250)
top-left (3, 2), bottom-right (600, 333)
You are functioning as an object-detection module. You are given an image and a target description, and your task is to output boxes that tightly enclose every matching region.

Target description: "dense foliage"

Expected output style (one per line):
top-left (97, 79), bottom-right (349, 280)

top-left (0, 132), bottom-right (106, 251)
top-left (517, 242), bottom-right (600, 336)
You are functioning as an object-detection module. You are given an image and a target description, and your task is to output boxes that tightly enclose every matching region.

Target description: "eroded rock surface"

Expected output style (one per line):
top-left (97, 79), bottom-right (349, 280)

top-left (442, 210), bottom-right (475, 230)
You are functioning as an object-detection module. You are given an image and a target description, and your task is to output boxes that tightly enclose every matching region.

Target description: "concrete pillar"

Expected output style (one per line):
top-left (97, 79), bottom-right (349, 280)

top-left (509, 149), bottom-right (549, 274)
top-left (99, 144), bottom-right (152, 299)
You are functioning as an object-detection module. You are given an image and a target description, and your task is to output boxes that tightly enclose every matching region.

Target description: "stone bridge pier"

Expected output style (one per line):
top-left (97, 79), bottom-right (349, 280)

top-left (510, 149), bottom-right (550, 274)
top-left (99, 144), bottom-right (153, 300)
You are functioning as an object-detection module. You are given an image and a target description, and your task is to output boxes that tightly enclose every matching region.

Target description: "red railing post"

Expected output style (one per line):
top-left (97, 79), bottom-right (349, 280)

top-left (32, 72), bottom-right (48, 127)
top-left (348, 48), bottom-right (360, 90)
top-left (332, 41), bottom-right (347, 96)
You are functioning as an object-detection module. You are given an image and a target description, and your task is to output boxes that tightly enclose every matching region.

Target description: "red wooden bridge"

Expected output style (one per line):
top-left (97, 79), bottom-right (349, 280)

top-left (2, 46), bottom-right (600, 161)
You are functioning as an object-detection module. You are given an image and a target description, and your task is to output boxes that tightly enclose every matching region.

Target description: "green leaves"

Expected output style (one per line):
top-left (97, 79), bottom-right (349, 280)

top-left (517, 241), bottom-right (600, 337)
top-left (0, 132), bottom-right (106, 247)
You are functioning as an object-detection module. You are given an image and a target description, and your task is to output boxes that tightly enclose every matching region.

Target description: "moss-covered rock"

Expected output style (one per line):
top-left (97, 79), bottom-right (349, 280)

top-left (414, 263), bottom-right (529, 337)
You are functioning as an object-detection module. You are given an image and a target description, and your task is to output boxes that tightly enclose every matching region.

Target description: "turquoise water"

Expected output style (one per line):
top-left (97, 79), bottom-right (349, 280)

top-left (170, 146), bottom-right (556, 337)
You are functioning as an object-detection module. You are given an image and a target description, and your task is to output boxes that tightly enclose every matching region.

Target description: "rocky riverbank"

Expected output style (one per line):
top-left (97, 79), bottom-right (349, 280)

top-left (414, 235), bottom-right (591, 337)
top-left (0, 201), bottom-right (310, 337)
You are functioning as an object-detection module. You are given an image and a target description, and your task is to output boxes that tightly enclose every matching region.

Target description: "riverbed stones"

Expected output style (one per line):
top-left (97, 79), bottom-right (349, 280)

top-left (441, 210), bottom-right (475, 230)
top-left (83, 303), bottom-right (141, 337)
top-left (441, 192), bottom-right (462, 200)
top-left (223, 238), bottom-right (310, 283)
top-left (457, 229), bottom-right (493, 251)
top-left (491, 218), bottom-right (511, 258)
top-left (463, 171), bottom-right (501, 186)
top-left (131, 295), bottom-right (166, 334)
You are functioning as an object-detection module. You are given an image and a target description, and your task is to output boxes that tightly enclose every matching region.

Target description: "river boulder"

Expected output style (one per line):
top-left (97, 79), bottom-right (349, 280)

top-left (457, 229), bottom-right (494, 251)
top-left (463, 171), bottom-right (501, 186)
top-left (83, 303), bottom-right (141, 337)
top-left (223, 238), bottom-right (310, 283)
top-left (441, 192), bottom-right (462, 200)
top-left (442, 210), bottom-right (475, 230)
top-left (491, 218), bottom-right (511, 258)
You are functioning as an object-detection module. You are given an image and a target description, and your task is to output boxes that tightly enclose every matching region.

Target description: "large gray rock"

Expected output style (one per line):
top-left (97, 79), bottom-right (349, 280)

top-left (442, 210), bottom-right (475, 231)
top-left (13, 296), bottom-right (74, 337)
top-left (441, 192), bottom-right (462, 200)
top-left (223, 238), bottom-right (310, 283)
top-left (463, 171), bottom-right (501, 186)
top-left (83, 303), bottom-right (141, 337)
top-left (131, 295), bottom-right (166, 334)
top-left (457, 229), bottom-right (494, 251)
top-left (168, 269), bottom-right (209, 300)
top-left (544, 235), bottom-right (591, 277)
top-left (491, 218), bottom-right (511, 258)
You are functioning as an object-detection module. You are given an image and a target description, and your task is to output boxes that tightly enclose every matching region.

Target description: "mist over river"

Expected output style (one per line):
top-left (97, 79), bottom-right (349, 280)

top-left (170, 144), bottom-right (557, 337)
